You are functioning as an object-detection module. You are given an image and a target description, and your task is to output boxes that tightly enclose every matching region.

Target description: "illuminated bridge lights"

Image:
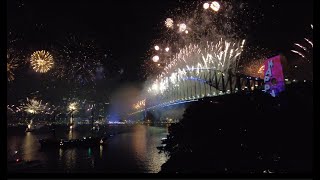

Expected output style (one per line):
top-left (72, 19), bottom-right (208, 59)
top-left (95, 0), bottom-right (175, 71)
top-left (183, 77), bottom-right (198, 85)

top-left (130, 71), bottom-right (264, 116)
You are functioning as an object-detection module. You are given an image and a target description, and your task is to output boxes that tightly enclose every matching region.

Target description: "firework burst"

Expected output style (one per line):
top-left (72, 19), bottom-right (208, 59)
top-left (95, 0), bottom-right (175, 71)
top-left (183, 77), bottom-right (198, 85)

top-left (165, 18), bottom-right (174, 28)
top-left (30, 50), bottom-right (54, 73)
top-left (7, 54), bottom-right (18, 82)
top-left (58, 35), bottom-right (105, 84)
top-left (133, 99), bottom-right (146, 110)
top-left (143, 1), bottom-right (259, 78)
top-left (134, 1), bottom-right (262, 113)
top-left (7, 48), bottom-right (24, 82)
top-left (68, 102), bottom-right (79, 113)
top-left (242, 59), bottom-right (265, 79)
top-left (147, 38), bottom-right (245, 95)
top-left (21, 98), bottom-right (46, 114)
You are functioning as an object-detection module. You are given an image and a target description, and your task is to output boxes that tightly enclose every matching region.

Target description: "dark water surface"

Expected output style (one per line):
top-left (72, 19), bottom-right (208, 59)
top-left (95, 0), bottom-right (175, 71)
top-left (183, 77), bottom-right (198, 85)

top-left (7, 124), bottom-right (169, 173)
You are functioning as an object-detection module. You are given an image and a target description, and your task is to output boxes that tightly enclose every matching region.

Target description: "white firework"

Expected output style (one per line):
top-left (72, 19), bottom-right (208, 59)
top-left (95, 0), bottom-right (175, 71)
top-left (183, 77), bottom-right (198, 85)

top-left (290, 50), bottom-right (305, 58)
top-left (294, 43), bottom-right (307, 51)
top-left (165, 18), bottom-right (174, 28)
top-left (203, 3), bottom-right (210, 10)
top-left (291, 24), bottom-right (313, 61)
top-left (147, 38), bottom-right (245, 95)
top-left (152, 55), bottom-right (160, 62)
top-left (210, 1), bottom-right (220, 12)
top-left (304, 38), bottom-right (313, 47)
top-left (178, 23), bottom-right (187, 32)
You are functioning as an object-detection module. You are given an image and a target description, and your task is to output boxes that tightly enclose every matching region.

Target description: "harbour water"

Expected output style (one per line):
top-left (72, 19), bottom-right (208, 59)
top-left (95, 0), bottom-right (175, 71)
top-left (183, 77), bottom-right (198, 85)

top-left (7, 124), bottom-right (169, 173)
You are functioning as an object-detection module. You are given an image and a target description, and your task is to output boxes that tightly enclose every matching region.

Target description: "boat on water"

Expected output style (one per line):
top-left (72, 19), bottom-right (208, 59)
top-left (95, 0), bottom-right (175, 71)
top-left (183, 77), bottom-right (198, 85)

top-left (39, 104), bottom-right (111, 149)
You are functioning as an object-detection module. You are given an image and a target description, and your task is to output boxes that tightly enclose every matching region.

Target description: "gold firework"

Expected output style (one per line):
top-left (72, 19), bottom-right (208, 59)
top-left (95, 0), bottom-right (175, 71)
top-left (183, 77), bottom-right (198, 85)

top-left (7, 62), bottom-right (18, 81)
top-left (7, 50), bottom-right (18, 82)
top-left (30, 50), bottom-right (54, 73)
top-left (242, 59), bottom-right (265, 79)
top-left (68, 102), bottom-right (79, 113)
top-left (22, 98), bottom-right (45, 114)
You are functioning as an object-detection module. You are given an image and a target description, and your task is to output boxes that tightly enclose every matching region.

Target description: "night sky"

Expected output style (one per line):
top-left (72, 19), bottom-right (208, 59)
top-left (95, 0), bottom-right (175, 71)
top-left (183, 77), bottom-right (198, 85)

top-left (7, 0), bottom-right (313, 103)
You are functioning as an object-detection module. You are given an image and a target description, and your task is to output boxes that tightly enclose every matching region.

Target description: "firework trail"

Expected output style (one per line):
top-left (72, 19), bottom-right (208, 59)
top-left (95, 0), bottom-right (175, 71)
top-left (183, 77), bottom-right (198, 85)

top-left (147, 39), bottom-right (245, 95)
top-left (291, 24), bottom-right (313, 62)
top-left (304, 38), bottom-right (313, 47)
top-left (7, 31), bottom-right (25, 82)
top-left (290, 50), bottom-right (305, 59)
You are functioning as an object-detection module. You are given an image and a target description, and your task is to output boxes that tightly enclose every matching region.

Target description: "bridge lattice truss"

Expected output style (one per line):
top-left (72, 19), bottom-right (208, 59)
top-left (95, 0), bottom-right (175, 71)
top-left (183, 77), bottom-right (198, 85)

top-left (130, 69), bottom-right (264, 115)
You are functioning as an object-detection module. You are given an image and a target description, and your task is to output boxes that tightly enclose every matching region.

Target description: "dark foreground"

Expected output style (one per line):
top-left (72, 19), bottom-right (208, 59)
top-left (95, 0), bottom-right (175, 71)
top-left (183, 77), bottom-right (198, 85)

top-left (159, 82), bottom-right (312, 174)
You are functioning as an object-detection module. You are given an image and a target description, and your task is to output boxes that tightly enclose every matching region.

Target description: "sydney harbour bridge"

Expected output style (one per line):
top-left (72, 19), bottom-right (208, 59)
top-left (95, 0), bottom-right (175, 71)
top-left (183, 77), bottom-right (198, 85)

top-left (128, 68), bottom-right (264, 120)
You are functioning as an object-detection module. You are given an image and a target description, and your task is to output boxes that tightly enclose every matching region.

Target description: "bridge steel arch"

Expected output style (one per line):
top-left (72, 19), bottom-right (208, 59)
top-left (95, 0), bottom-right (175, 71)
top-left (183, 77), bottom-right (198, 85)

top-left (128, 69), bottom-right (264, 118)
top-left (145, 69), bottom-right (264, 109)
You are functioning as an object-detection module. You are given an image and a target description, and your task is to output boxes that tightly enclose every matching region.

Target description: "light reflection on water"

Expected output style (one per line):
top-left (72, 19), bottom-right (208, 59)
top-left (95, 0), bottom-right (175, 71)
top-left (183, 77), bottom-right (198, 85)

top-left (7, 125), bottom-right (168, 173)
top-left (99, 145), bottom-right (103, 159)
